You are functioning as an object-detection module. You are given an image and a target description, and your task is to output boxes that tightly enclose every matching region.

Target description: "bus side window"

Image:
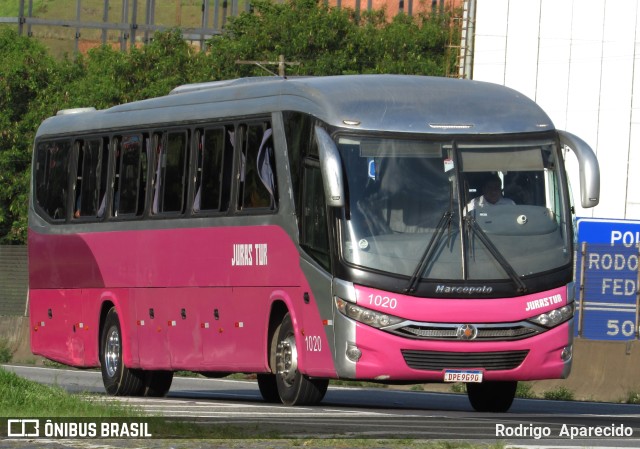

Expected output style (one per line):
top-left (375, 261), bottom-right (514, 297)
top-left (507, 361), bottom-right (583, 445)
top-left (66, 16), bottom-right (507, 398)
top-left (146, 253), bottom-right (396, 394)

top-left (193, 127), bottom-right (227, 213)
top-left (301, 157), bottom-right (330, 270)
top-left (35, 140), bottom-right (72, 221)
top-left (73, 138), bottom-right (104, 219)
top-left (238, 122), bottom-right (277, 210)
top-left (152, 131), bottom-right (188, 214)
top-left (96, 138), bottom-right (109, 218)
top-left (113, 134), bottom-right (144, 217)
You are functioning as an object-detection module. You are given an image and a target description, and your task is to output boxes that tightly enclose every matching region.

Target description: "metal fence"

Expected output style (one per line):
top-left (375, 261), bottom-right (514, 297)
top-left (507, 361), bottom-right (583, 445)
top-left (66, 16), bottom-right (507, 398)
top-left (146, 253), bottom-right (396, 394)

top-left (1, 0), bottom-right (459, 54)
top-left (0, 246), bottom-right (28, 317)
top-left (1, 0), bottom-right (250, 53)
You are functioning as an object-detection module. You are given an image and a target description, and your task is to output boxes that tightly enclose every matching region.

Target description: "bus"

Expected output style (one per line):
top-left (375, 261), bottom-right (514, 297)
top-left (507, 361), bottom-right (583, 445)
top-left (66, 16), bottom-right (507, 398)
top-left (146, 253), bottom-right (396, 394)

top-left (29, 75), bottom-right (600, 412)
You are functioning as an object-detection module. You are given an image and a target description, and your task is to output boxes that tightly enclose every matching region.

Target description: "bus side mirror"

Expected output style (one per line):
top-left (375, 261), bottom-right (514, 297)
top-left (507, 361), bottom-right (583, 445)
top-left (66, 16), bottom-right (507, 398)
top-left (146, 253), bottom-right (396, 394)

top-left (558, 130), bottom-right (600, 208)
top-left (314, 126), bottom-right (345, 207)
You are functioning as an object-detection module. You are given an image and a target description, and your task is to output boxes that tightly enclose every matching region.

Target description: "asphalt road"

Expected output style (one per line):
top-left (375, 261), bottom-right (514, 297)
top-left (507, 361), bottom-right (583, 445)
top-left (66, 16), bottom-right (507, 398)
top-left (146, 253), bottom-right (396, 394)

top-left (3, 365), bottom-right (640, 448)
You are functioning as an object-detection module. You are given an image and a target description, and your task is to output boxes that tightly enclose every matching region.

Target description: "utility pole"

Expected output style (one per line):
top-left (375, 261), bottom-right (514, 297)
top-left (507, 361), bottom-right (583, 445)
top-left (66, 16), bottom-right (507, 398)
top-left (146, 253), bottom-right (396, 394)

top-left (236, 54), bottom-right (300, 78)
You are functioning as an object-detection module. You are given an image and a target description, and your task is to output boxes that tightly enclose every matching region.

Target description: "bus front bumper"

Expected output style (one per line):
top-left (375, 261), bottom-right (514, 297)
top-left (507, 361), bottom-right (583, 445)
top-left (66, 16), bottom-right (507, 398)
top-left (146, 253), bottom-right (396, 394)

top-left (332, 311), bottom-right (573, 382)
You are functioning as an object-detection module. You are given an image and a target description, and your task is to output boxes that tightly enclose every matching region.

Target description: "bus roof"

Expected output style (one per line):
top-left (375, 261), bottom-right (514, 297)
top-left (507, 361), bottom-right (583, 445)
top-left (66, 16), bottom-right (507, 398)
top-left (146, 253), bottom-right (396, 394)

top-left (36, 75), bottom-right (554, 138)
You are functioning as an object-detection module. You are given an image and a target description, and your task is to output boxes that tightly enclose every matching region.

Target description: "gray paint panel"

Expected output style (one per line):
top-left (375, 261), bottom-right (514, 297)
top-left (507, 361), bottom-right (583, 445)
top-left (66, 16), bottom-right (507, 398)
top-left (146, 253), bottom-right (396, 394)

top-left (36, 75), bottom-right (555, 139)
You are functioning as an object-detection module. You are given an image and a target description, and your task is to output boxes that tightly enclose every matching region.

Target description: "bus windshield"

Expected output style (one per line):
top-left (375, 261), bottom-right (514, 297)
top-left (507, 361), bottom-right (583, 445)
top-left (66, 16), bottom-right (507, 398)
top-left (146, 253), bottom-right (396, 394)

top-left (339, 135), bottom-right (570, 283)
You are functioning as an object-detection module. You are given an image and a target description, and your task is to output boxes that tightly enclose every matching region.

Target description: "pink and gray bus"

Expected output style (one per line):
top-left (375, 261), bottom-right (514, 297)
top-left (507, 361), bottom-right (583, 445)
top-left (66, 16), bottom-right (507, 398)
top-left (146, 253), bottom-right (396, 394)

top-left (29, 75), bottom-right (599, 412)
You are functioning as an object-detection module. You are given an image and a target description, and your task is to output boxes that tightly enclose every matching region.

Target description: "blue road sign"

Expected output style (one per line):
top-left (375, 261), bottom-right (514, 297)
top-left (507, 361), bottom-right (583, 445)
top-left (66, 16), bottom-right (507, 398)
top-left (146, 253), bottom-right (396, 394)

top-left (576, 218), bottom-right (640, 340)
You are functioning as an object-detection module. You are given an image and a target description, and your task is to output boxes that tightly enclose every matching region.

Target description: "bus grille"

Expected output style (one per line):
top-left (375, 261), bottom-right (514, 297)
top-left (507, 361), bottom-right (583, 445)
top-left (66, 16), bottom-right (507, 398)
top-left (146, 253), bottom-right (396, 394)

top-left (401, 349), bottom-right (529, 371)
top-left (389, 323), bottom-right (540, 341)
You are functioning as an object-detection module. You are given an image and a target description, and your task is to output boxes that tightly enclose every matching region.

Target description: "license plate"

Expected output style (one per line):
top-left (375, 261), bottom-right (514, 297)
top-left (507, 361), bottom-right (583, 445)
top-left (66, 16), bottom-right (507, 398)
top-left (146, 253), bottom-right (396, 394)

top-left (443, 369), bottom-right (483, 383)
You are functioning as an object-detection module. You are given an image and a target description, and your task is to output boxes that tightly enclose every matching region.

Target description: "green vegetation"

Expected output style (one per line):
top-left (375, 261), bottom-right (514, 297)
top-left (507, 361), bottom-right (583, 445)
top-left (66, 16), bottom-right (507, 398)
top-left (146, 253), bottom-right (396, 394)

top-left (0, 339), bottom-right (12, 363)
top-left (0, 6), bottom-right (18, 17)
top-left (0, 366), bottom-right (512, 446)
top-left (515, 382), bottom-right (536, 399)
top-left (330, 379), bottom-right (388, 388)
top-left (626, 390), bottom-right (640, 404)
top-left (450, 382), bottom-right (577, 401)
top-left (542, 386), bottom-right (574, 401)
top-left (0, 366), bottom-right (137, 417)
top-left (0, 0), bottom-right (457, 244)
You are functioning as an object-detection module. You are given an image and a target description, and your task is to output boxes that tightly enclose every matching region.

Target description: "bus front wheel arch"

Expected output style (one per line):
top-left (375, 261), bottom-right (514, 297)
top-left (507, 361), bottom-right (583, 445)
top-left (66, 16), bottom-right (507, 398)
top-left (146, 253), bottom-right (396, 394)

top-left (271, 312), bottom-right (328, 406)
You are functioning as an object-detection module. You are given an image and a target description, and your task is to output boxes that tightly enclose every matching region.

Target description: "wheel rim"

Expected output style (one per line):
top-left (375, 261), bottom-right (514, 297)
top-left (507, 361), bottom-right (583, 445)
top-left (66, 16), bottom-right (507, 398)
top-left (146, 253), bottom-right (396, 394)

top-left (276, 334), bottom-right (298, 386)
top-left (104, 326), bottom-right (121, 378)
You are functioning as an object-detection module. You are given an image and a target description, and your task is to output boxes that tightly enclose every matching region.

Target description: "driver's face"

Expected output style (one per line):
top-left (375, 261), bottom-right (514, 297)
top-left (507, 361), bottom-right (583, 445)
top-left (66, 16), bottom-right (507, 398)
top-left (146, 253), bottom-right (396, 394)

top-left (483, 181), bottom-right (502, 204)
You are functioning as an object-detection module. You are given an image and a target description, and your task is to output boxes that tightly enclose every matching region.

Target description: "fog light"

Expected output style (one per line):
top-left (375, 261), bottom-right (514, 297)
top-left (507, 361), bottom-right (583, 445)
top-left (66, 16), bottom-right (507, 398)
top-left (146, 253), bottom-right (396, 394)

top-left (561, 345), bottom-right (572, 362)
top-left (346, 344), bottom-right (362, 362)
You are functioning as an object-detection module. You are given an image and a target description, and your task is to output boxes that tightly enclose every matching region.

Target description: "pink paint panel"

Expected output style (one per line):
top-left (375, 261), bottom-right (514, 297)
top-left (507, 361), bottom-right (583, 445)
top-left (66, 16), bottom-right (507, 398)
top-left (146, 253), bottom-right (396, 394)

top-left (28, 224), bottom-right (336, 375)
top-left (289, 288), bottom-right (337, 378)
top-left (354, 321), bottom-right (570, 381)
top-left (351, 284), bottom-right (571, 381)
top-left (354, 284), bottom-right (567, 323)
top-left (29, 225), bottom-right (302, 289)
top-left (30, 289), bottom-right (87, 366)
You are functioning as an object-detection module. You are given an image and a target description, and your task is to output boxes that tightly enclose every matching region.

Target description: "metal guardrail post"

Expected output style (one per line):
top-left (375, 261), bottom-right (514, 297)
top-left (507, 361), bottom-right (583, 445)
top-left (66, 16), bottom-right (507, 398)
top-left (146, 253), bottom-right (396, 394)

top-left (578, 241), bottom-right (587, 337)
top-left (18, 0), bottom-right (25, 36)
top-left (131, 0), bottom-right (138, 50)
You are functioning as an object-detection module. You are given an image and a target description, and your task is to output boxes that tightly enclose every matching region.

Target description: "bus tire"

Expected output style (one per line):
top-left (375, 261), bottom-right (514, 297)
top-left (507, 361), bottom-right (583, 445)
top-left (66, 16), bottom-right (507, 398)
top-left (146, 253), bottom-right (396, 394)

top-left (143, 370), bottom-right (173, 397)
top-left (257, 373), bottom-right (280, 403)
top-left (467, 381), bottom-right (517, 412)
top-left (274, 313), bottom-right (328, 406)
top-left (100, 307), bottom-right (144, 396)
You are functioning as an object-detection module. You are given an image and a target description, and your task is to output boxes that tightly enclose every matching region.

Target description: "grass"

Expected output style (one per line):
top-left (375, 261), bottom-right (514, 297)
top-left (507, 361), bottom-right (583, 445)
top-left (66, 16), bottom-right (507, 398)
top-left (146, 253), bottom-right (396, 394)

top-left (450, 382), bottom-right (577, 402)
top-left (626, 390), bottom-right (640, 404)
top-left (515, 382), bottom-right (536, 399)
top-left (330, 379), bottom-right (389, 388)
top-left (0, 366), bottom-right (138, 418)
top-left (0, 366), bottom-right (514, 446)
top-left (625, 391), bottom-right (640, 404)
top-left (0, 3), bottom-right (18, 16)
top-left (542, 386), bottom-right (574, 401)
top-left (0, 339), bottom-right (12, 364)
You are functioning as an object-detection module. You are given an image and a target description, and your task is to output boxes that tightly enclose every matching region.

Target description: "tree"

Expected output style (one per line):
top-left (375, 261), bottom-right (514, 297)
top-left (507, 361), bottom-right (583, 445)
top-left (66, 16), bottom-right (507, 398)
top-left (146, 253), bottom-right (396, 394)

top-left (207, 0), bottom-right (360, 78)
top-left (206, 0), bottom-right (455, 78)
top-left (0, 29), bottom-right (57, 242)
top-left (0, 2), bottom-right (457, 244)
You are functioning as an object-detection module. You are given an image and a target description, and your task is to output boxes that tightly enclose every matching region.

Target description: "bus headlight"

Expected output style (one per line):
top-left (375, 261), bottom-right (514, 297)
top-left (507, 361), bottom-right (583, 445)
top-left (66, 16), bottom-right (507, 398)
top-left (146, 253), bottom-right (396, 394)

top-left (527, 303), bottom-right (575, 328)
top-left (335, 297), bottom-right (403, 329)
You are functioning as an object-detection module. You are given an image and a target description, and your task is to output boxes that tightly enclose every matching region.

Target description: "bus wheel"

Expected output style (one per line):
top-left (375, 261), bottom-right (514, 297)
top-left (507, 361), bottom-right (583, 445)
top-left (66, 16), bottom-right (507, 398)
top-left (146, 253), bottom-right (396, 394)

top-left (143, 370), bottom-right (173, 397)
top-left (274, 313), bottom-right (328, 406)
top-left (100, 307), bottom-right (144, 396)
top-left (257, 373), bottom-right (280, 403)
top-left (467, 381), bottom-right (517, 412)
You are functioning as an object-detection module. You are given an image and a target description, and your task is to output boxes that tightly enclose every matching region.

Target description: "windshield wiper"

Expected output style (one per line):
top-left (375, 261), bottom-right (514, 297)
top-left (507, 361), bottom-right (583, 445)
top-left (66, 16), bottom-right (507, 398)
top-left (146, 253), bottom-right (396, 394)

top-left (404, 210), bottom-right (453, 294)
top-left (465, 215), bottom-right (528, 293)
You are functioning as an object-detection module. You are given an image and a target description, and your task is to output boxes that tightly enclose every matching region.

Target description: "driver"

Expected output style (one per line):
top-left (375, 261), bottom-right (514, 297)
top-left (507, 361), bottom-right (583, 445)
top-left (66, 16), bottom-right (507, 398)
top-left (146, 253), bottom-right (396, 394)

top-left (467, 174), bottom-right (515, 212)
